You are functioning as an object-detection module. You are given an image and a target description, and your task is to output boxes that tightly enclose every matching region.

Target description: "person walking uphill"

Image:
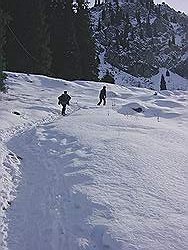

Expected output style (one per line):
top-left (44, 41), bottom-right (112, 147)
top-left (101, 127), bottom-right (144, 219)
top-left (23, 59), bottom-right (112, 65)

top-left (97, 86), bottom-right (106, 106)
top-left (58, 91), bottom-right (71, 116)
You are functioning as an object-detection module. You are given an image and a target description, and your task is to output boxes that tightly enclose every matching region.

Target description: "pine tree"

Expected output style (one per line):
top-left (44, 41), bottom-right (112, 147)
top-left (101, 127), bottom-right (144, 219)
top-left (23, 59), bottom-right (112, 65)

top-left (172, 35), bottom-right (176, 45)
top-left (101, 70), bottom-right (115, 84)
top-left (124, 13), bottom-right (131, 35)
top-left (0, 6), bottom-right (8, 91)
top-left (166, 70), bottom-right (170, 77)
top-left (155, 4), bottom-right (161, 17)
top-left (101, 9), bottom-right (105, 21)
top-left (146, 14), bottom-right (152, 37)
top-left (97, 18), bottom-right (102, 31)
top-left (4, 1), bottom-right (35, 73)
top-left (114, 5), bottom-right (123, 25)
top-left (75, 0), bottom-right (99, 80)
top-left (163, 12), bottom-right (169, 21)
top-left (139, 28), bottom-right (144, 39)
top-left (49, 0), bottom-right (81, 79)
top-left (1, 0), bottom-right (20, 72)
top-left (31, 0), bottom-right (52, 75)
top-left (149, 0), bottom-right (154, 10)
top-left (160, 74), bottom-right (167, 90)
top-left (2, 0), bottom-right (52, 75)
top-left (135, 10), bottom-right (141, 27)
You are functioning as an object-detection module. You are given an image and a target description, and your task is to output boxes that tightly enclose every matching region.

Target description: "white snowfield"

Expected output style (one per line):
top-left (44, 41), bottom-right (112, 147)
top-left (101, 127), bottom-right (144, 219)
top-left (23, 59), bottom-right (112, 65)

top-left (0, 72), bottom-right (188, 250)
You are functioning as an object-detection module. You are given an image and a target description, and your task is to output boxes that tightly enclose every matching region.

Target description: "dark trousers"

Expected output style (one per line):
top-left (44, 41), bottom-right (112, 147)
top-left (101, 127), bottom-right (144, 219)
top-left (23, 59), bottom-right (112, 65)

top-left (97, 97), bottom-right (106, 106)
top-left (61, 104), bottom-right (66, 115)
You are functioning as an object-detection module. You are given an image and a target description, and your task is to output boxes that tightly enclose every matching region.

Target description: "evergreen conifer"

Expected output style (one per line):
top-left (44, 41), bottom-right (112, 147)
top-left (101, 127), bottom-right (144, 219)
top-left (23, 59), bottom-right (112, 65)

top-left (0, 7), bottom-right (8, 91)
top-left (75, 0), bottom-right (99, 80)
top-left (160, 74), bottom-right (167, 90)
top-left (166, 70), bottom-right (170, 77)
top-left (101, 70), bottom-right (115, 84)
top-left (2, 0), bottom-right (52, 75)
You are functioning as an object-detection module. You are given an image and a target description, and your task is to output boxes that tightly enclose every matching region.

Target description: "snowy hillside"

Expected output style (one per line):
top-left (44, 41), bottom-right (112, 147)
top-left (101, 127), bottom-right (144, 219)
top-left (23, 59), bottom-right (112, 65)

top-left (0, 72), bottom-right (188, 250)
top-left (91, 0), bottom-right (188, 80)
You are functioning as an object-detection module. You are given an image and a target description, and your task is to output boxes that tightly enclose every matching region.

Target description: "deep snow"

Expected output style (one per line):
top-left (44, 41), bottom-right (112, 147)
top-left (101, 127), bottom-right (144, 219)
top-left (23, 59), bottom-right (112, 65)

top-left (0, 72), bottom-right (188, 250)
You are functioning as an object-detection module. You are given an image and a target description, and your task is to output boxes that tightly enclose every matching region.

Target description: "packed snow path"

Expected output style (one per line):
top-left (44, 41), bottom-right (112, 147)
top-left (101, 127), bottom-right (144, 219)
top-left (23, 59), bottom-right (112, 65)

top-left (0, 73), bottom-right (188, 250)
top-left (6, 125), bottom-right (93, 250)
top-left (5, 107), bottom-right (188, 250)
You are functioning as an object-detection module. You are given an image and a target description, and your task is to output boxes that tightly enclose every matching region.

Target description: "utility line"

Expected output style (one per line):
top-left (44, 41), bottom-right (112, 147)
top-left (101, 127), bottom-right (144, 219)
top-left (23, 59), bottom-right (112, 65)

top-left (6, 23), bottom-right (53, 75)
top-left (6, 24), bottom-right (40, 63)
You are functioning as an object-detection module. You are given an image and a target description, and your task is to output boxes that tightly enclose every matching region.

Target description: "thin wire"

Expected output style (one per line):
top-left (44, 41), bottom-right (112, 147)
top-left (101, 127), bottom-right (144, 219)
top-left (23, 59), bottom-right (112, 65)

top-left (6, 24), bottom-right (40, 63)
top-left (6, 23), bottom-right (54, 76)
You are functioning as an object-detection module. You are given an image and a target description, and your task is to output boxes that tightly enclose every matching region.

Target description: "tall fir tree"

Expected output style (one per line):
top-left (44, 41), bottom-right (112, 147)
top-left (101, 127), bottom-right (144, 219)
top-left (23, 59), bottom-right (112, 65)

top-left (0, 3), bottom-right (9, 91)
top-left (61, 0), bottom-right (82, 80)
top-left (75, 0), bottom-right (99, 80)
top-left (166, 70), bottom-right (170, 77)
top-left (0, 9), bottom-right (5, 90)
top-left (101, 70), bottom-right (115, 84)
top-left (160, 74), bottom-right (167, 90)
top-left (50, 0), bottom-right (81, 80)
top-left (3, 1), bottom-right (33, 73)
top-left (30, 0), bottom-right (52, 75)
top-left (3, 0), bottom-right (51, 75)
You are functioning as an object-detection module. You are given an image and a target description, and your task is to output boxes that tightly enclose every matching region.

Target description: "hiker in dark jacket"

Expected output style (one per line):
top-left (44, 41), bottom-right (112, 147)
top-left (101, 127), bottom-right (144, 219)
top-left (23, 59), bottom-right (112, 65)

top-left (58, 91), bottom-right (71, 115)
top-left (97, 86), bottom-right (106, 105)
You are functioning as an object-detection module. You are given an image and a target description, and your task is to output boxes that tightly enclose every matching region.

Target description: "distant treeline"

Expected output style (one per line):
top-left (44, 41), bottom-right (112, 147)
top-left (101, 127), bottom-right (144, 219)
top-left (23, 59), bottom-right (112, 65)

top-left (0, 0), bottom-right (99, 88)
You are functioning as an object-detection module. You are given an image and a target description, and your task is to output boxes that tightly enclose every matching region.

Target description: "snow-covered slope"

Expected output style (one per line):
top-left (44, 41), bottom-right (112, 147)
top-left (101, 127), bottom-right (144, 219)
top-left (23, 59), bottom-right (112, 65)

top-left (91, 0), bottom-right (188, 79)
top-left (0, 73), bottom-right (188, 250)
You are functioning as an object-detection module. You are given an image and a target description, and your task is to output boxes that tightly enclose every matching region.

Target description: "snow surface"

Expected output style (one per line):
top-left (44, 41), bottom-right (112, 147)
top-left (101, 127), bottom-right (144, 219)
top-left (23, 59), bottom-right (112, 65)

top-left (0, 72), bottom-right (188, 250)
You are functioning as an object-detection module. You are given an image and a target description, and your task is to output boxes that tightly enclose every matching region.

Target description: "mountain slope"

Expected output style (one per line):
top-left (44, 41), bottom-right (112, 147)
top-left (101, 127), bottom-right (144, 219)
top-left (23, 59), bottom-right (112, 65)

top-left (0, 73), bottom-right (188, 249)
top-left (91, 0), bottom-right (188, 80)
